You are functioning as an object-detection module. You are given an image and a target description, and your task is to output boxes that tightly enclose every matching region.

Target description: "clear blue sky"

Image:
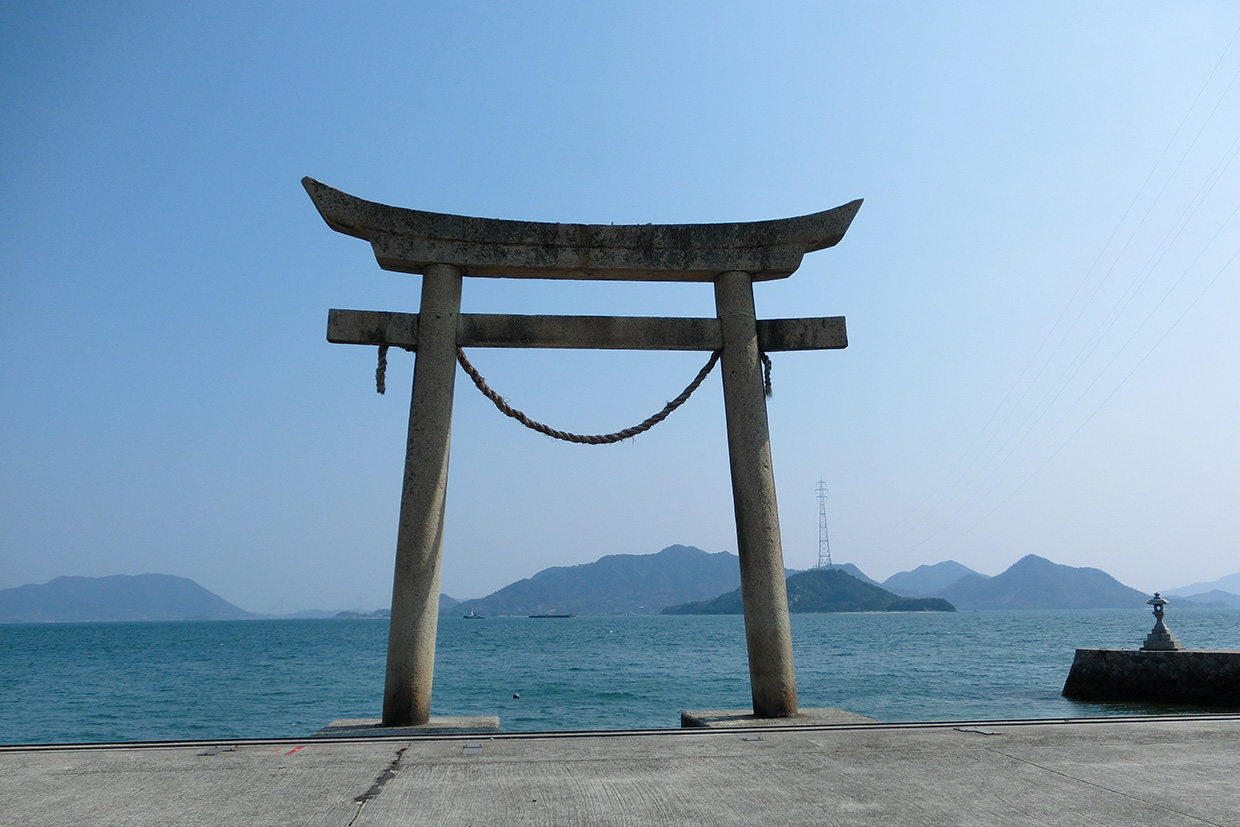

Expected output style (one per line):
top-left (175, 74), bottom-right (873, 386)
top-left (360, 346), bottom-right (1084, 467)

top-left (2, 2), bottom-right (1237, 614)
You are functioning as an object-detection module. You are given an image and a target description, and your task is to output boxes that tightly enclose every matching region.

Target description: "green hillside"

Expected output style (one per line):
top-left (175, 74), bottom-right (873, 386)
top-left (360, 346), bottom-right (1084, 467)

top-left (662, 568), bottom-right (955, 614)
top-left (451, 544), bottom-right (742, 617)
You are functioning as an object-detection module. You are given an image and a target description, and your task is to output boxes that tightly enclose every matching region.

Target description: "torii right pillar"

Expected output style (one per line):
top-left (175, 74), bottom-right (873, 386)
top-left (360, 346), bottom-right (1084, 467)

top-left (715, 270), bottom-right (797, 717)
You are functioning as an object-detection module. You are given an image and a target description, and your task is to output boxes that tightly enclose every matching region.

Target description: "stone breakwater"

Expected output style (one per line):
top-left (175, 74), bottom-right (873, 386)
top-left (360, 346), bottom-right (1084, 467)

top-left (1062, 649), bottom-right (1240, 707)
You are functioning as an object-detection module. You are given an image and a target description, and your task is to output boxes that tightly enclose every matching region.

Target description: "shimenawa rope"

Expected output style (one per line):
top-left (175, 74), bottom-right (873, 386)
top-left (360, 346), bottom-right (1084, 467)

top-left (457, 347), bottom-right (721, 444)
top-left (373, 346), bottom-right (772, 443)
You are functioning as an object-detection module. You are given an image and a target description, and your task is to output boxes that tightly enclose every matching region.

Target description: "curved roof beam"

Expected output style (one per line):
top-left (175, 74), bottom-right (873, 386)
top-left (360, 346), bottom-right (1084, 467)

top-left (303, 177), bottom-right (862, 282)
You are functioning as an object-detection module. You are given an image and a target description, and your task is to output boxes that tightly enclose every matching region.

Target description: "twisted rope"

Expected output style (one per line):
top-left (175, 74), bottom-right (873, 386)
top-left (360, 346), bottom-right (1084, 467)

top-left (456, 347), bottom-right (722, 444)
top-left (374, 344), bottom-right (774, 438)
top-left (376, 345), bottom-right (388, 394)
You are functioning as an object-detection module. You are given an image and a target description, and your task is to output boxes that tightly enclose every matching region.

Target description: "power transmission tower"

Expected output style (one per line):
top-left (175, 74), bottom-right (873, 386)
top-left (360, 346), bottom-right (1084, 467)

top-left (816, 479), bottom-right (833, 569)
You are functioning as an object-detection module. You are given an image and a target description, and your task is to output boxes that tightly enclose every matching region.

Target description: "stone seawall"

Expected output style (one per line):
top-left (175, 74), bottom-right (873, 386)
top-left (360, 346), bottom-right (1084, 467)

top-left (1062, 649), bottom-right (1240, 707)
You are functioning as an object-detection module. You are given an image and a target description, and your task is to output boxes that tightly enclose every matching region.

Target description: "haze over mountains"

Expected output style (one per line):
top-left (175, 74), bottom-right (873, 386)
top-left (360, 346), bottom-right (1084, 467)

top-left (881, 561), bottom-right (990, 597)
top-left (445, 547), bottom-right (1216, 616)
top-left (928, 555), bottom-right (1149, 610)
top-left (0, 575), bottom-right (255, 623)
top-left (450, 545), bottom-right (741, 617)
top-left (4, 548), bottom-right (1237, 622)
top-left (1165, 572), bottom-right (1240, 608)
top-left (878, 555), bottom-right (1240, 610)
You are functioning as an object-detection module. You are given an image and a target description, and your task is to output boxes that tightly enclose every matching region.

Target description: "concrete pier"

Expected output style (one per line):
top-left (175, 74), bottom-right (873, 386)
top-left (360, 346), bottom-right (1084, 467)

top-left (5, 715), bottom-right (1239, 826)
top-left (1063, 595), bottom-right (1240, 708)
top-left (682, 707), bottom-right (878, 727)
top-left (1063, 648), bottom-right (1240, 707)
top-left (316, 716), bottom-right (499, 737)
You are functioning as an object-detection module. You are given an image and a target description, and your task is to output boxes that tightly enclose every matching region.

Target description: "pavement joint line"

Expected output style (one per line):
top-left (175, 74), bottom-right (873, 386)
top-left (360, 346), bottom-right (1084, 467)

top-left (347, 745), bottom-right (407, 827)
top-left (3, 713), bottom-right (1239, 752)
top-left (987, 747), bottom-right (1233, 827)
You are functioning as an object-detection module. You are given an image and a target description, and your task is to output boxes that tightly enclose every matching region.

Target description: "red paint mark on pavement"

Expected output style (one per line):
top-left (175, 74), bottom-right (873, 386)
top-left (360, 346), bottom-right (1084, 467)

top-left (285, 745), bottom-right (304, 755)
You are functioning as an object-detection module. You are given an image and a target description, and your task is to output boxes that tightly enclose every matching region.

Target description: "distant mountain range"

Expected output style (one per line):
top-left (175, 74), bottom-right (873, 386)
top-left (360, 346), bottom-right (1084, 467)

top-left (882, 561), bottom-right (990, 597)
top-left (1172, 589), bottom-right (1240, 609)
top-left (662, 568), bottom-right (954, 614)
top-left (445, 553), bottom-right (1236, 614)
top-left (1166, 570), bottom-right (1240, 596)
top-left (871, 554), bottom-right (1240, 611)
top-left (450, 545), bottom-right (741, 617)
top-left (0, 574), bottom-right (256, 623)
top-left (780, 555), bottom-right (1154, 611)
top-left (828, 563), bottom-right (882, 587)
top-left (930, 554), bottom-right (1149, 610)
top-left (1165, 572), bottom-right (1240, 608)
top-left (7, 551), bottom-right (1235, 623)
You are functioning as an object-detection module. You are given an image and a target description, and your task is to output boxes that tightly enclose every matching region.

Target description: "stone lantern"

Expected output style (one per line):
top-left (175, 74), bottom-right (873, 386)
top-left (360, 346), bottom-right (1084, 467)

top-left (1141, 593), bottom-right (1184, 651)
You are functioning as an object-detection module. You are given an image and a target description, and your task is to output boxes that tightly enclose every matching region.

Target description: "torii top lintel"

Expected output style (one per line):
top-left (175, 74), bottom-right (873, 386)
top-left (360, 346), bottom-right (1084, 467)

top-left (303, 178), bottom-right (862, 282)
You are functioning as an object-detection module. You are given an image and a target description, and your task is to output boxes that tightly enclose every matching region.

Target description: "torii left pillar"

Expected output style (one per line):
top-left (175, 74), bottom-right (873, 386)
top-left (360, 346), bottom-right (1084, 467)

top-left (383, 263), bottom-right (461, 726)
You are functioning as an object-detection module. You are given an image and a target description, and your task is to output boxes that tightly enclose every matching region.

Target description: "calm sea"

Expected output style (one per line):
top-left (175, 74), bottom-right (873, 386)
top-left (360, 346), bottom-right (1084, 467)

top-left (2, 610), bottom-right (1237, 745)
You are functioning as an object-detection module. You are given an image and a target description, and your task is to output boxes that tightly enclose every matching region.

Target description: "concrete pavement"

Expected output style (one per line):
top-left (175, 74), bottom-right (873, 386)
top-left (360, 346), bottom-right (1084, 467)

top-left (2, 715), bottom-right (1237, 826)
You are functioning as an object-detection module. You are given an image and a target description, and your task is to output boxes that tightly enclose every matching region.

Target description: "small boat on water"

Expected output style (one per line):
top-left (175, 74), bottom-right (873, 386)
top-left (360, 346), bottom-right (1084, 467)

top-left (529, 613), bottom-right (576, 618)
top-left (464, 609), bottom-right (483, 619)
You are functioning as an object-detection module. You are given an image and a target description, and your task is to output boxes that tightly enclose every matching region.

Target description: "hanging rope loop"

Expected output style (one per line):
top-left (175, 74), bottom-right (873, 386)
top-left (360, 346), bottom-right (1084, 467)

top-left (376, 345), bottom-right (388, 394)
top-left (373, 344), bottom-right (775, 440)
top-left (376, 344), bottom-right (416, 394)
top-left (457, 347), bottom-right (722, 445)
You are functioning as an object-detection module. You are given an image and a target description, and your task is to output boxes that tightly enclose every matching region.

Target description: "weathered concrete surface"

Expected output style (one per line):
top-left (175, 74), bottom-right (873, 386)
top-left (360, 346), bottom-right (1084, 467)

top-left (682, 707), bottom-right (878, 727)
top-left (328, 308), bottom-right (849, 353)
top-left (315, 717), bottom-right (500, 737)
top-left (382, 263), bottom-right (462, 726)
top-left (755, 315), bottom-right (849, 351)
top-left (304, 177), bottom-right (862, 281)
top-left (1063, 648), bottom-right (1240, 707)
top-left (4, 716), bottom-right (1239, 826)
top-left (715, 270), bottom-right (797, 718)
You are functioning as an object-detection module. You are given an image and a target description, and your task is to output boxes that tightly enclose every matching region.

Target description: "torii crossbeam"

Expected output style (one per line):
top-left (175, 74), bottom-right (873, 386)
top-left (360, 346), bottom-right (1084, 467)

top-left (306, 178), bottom-right (862, 726)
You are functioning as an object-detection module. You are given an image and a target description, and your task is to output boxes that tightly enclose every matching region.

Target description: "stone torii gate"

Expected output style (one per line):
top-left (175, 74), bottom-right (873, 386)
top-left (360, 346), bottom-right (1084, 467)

top-left (304, 178), bottom-right (862, 727)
